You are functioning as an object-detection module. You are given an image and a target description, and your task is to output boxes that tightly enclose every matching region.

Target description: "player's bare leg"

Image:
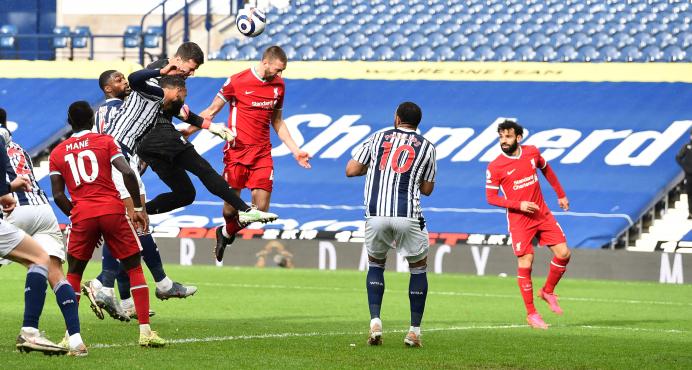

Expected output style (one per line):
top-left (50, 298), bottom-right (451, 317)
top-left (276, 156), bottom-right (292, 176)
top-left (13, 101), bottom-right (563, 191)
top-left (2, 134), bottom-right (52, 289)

top-left (119, 253), bottom-right (166, 347)
top-left (517, 253), bottom-right (548, 329)
top-left (366, 255), bottom-right (386, 345)
top-left (404, 256), bottom-right (427, 348)
top-left (216, 188), bottom-right (277, 261)
top-left (8, 236), bottom-right (68, 356)
top-left (539, 243), bottom-right (571, 315)
top-left (122, 196), bottom-right (196, 301)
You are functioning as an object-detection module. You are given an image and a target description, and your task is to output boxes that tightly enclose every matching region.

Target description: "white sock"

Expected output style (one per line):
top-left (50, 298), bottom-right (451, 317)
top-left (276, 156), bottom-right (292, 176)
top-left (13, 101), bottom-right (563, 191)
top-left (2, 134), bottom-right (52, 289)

top-left (370, 317), bottom-right (382, 329)
top-left (409, 326), bottom-right (421, 336)
top-left (68, 333), bottom-right (83, 348)
top-left (221, 226), bottom-right (231, 239)
top-left (21, 327), bottom-right (38, 335)
top-left (139, 324), bottom-right (151, 335)
top-left (155, 277), bottom-right (173, 292)
top-left (101, 287), bottom-right (115, 297)
top-left (121, 297), bottom-right (134, 309)
top-left (90, 279), bottom-right (103, 291)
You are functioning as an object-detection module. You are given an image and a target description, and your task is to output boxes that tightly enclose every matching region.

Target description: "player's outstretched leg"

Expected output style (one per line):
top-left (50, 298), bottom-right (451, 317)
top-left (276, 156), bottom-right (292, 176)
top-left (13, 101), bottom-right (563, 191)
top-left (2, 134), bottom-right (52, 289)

top-left (518, 264), bottom-right (548, 329)
top-left (366, 258), bottom-right (385, 345)
top-left (121, 254), bottom-right (166, 347)
top-left (83, 243), bottom-right (128, 321)
top-left (215, 202), bottom-right (242, 262)
top-left (133, 234), bottom-right (198, 300)
top-left (52, 279), bottom-right (87, 356)
top-left (405, 257), bottom-right (428, 348)
top-left (539, 243), bottom-right (571, 315)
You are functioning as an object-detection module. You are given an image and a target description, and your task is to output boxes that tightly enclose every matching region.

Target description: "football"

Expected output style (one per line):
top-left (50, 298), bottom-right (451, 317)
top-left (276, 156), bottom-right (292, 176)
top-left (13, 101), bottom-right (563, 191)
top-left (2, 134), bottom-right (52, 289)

top-left (236, 7), bottom-right (266, 37)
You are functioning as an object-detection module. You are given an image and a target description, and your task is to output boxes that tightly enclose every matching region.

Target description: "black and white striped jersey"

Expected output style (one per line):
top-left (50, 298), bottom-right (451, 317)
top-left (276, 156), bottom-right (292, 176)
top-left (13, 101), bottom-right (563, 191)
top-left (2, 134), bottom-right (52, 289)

top-left (103, 69), bottom-right (163, 152)
top-left (5, 140), bottom-right (48, 206)
top-left (352, 127), bottom-right (437, 218)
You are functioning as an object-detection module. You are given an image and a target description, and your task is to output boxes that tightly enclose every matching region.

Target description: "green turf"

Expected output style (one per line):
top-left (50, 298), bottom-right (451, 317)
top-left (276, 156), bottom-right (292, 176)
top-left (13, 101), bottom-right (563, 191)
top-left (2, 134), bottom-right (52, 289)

top-left (0, 263), bottom-right (690, 369)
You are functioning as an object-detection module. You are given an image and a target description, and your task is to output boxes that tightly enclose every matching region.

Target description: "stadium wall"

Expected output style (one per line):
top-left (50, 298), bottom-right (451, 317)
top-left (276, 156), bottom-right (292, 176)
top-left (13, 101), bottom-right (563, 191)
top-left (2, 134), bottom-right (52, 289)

top-left (2, 61), bottom-right (692, 250)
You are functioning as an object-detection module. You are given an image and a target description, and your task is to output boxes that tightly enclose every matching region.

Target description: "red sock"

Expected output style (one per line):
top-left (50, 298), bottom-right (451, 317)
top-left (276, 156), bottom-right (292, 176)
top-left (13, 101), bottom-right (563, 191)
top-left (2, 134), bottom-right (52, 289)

top-left (66, 273), bottom-right (82, 304)
top-left (126, 265), bottom-right (150, 325)
top-left (543, 256), bottom-right (570, 294)
top-left (224, 214), bottom-right (244, 236)
top-left (517, 267), bottom-right (535, 315)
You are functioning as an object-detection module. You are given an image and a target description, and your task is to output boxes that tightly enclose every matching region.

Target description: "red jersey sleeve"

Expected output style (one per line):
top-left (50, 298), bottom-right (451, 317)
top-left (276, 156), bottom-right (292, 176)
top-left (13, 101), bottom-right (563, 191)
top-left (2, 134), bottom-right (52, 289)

top-left (217, 76), bottom-right (235, 103)
top-left (106, 136), bottom-right (124, 163)
top-left (485, 164), bottom-right (522, 211)
top-left (275, 83), bottom-right (285, 110)
top-left (48, 148), bottom-right (62, 177)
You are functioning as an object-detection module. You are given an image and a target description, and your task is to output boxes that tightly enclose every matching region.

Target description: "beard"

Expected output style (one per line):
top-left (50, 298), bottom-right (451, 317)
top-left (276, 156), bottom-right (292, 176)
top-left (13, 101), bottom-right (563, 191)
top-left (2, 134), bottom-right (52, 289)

top-left (163, 99), bottom-right (184, 116)
top-left (501, 141), bottom-right (518, 155)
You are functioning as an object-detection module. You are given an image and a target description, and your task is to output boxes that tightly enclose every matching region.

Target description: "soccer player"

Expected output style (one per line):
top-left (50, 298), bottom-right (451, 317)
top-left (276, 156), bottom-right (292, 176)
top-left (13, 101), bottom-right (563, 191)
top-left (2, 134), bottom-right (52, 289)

top-left (485, 119), bottom-right (571, 329)
top-left (192, 45), bottom-right (311, 262)
top-left (346, 102), bottom-right (437, 347)
top-left (0, 127), bottom-right (86, 355)
top-left (83, 69), bottom-right (194, 323)
top-left (0, 129), bottom-right (67, 355)
top-left (105, 42), bottom-right (277, 232)
top-left (49, 101), bottom-right (166, 347)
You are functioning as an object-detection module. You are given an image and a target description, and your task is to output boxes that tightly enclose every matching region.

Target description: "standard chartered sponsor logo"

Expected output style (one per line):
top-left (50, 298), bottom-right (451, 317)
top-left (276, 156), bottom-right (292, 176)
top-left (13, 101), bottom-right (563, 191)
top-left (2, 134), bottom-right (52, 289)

top-left (513, 174), bottom-right (538, 191)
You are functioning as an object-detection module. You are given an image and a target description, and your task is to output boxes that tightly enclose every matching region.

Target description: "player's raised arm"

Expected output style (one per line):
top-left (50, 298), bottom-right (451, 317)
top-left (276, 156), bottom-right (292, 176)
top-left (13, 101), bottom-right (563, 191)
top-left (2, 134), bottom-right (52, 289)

top-left (127, 68), bottom-right (165, 98)
top-left (346, 135), bottom-right (373, 177)
top-left (271, 109), bottom-right (311, 168)
top-left (485, 167), bottom-right (526, 211)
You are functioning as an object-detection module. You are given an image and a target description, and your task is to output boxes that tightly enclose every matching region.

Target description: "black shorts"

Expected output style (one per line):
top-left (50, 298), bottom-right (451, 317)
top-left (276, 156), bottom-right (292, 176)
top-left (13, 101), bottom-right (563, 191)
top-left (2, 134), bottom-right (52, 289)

top-left (136, 123), bottom-right (193, 164)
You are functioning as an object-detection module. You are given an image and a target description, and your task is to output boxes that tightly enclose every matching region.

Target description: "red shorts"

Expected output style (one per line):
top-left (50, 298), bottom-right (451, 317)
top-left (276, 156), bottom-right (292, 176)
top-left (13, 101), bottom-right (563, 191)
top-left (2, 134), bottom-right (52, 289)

top-left (67, 213), bottom-right (141, 261)
top-left (223, 146), bottom-right (273, 192)
top-left (509, 215), bottom-right (566, 257)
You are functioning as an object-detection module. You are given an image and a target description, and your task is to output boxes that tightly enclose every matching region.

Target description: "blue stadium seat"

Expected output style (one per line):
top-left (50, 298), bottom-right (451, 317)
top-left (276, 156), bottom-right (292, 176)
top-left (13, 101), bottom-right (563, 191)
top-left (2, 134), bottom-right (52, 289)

top-left (540, 22), bottom-right (561, 36)
top-left (374, 45), bottom-right (394, 61)
top-left (440, 23), bottom-right (461, 36)
top-left (591, 32), bottom-right (613, 48)
top-left (603, 21), bottom-right (626, 36)
top-left (418, 22), bottom-right (440, 36)
top-left (528, 32), bottom-right (550, 48)
top-left (337, 14), bottom-right (356, 25)
top-left (514, 45), bottom-right (537, 61)
top-left (494, 45), bottom-right (515, 61)
top-left (534, 45), bottom-right (557, 61)
top-left (71, 26), bottom-right (91, 49)
top-left (354, 45), bottom-right (375, 60)
top-left (467, 32), bottom-right (489, 48)
top-left (599, 45), bottom-right (621, 62)
top-left (633, 32), bottom-right (656, 48)
top-left (578, 45), bottom-right (599, 62)
top-left (342, 22), bottom-right (360, 35)
top-left (507, 32), bottom-right (530, 48)
top-left (388, 32), bottom-right (408, 48)
top-left (399, 23), bottom-right (420, 36)
top-left (408, 33), bottom-right (427, 48)
top-left (428, 33), bottom-right (447, 48)
top-left (473, 45), bottom-right (494, 61)
top-left (298, 14), bottom-right (318, 26)
top-left (369, 33), bottom-right (389, 48)
top-left (556, 45), bottom-right (578, 61)
top-left (454, 45), bottom-right (474, 61)
top-left (460, 23), bottom-right (482, 36)
top-left (681, 32), bottom-right (692, 48)
top-left (361, 23), bottom-right (381, 35)
top-left (487, 32), bottom-right (508, 48)
top-left (291, 33), bottom-right (310, 48)
top-left (620, 45), bottom-right (644, 62)
top-left (393, 45), bottom-right (415, 61)
top-left (322, 23), bottom-right (341, 35)
top-left (238, 44), bottom-right (259, 60)
top-left (143, 26), bottom-right (162, 48)
top-left (381, 22), bottom-right (399, 36)
top-left (661, 45), bottom-right (685, 62)
top-left (335, 45), bottom-right (355, 60)
top-left (282, 44), bottom-right (297, 60)
top-left (315, 45), bottom-right (336, 61)
top-left (284, 23), bottom-right (302, 35)
top-left (328, 33), bottom-right (348, 48)
top-left (641, 45), bottom-right (664, 62)
top-left (220, 45), bottom-right (240, 60)
top-left (347, 33), bottom-right (368, 48)
top-left (52, 26), bottom-right (70, 49)
top-left (296, 45), bottom-right (316, 60)
top-left (412, 46), bottom-right (435, 61)
top-left (434, 45), bottom-right (455, 61)
top-left (123, 25), bottom-right (141, 48)
top-left (570, 32), bottom-right (592, 49)
top-left (0, 24), bottom-right (17, 49)
top-left (612, 32), bottom-right (634, 48)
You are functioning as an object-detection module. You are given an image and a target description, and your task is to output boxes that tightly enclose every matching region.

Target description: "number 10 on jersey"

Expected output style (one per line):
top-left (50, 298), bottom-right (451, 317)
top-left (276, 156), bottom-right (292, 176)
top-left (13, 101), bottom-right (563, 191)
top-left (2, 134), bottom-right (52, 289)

top-left (64, 150), bottom-right (99, 185)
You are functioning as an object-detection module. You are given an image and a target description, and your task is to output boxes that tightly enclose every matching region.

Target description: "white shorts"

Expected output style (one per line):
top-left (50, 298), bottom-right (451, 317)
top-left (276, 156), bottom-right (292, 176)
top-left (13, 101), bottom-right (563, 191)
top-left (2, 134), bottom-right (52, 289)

top-left (4, 204), bottom-right (65, 261)
top-left (0, 218), bottom-right (26, 260)
top-left (364, 216), bottom-right (429, 262)
top-left (112, 153), bottom-right (146, 200)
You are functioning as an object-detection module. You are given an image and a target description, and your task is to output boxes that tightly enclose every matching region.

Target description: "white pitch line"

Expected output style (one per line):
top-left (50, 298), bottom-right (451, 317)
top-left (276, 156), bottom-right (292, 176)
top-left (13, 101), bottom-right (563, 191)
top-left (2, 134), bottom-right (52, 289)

top-left (195, 282), bottom-right (692, 307)
top-left (89, 324), bottom-right (685, 349)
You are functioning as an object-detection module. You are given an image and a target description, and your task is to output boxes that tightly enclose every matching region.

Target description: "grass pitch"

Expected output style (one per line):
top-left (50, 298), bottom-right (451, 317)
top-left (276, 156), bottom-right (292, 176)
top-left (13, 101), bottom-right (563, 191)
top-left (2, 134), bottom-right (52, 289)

top-left (0, 263), bottom-right (690, 369)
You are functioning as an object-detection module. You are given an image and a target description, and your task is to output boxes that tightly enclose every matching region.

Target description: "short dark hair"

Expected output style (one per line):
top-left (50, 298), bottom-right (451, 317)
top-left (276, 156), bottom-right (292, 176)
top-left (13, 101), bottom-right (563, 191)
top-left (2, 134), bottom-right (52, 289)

top-left (175, 42), bottom-right (204, 65)
top-left (67, 101), bottom-right (94, 130)
top-left (98, 69), bottom-right (118, 91)
top-left (262, 45), bottom-right (288, 64)
top-left (0, 108), bottom-right (6, 127)
top-left (159, 76), bottom-right (186, 89)
top-left (497, 119), bottom-right (523, 137)
top-left (396, 102), bottom-right (422, 126)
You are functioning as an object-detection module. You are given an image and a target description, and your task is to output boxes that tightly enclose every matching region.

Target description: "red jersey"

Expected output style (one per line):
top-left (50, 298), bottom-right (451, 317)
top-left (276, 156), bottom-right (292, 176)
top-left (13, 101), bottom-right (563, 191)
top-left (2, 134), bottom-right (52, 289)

top-left (217, 67), bottom-right (285, 150)
top-left (486, 145), bottom-right (566, 230)
top-left (49, 131), bottom-right (126, 223)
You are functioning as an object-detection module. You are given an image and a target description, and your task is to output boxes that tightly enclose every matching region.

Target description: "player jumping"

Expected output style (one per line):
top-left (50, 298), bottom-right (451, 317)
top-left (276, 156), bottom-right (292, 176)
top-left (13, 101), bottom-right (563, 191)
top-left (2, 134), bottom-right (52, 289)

top-left (485, 119), bottom-right (571, 329)
top-left (49, 101), bottom-right (166, 347)
top-left (192, 45), bottom-right (311, 261)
